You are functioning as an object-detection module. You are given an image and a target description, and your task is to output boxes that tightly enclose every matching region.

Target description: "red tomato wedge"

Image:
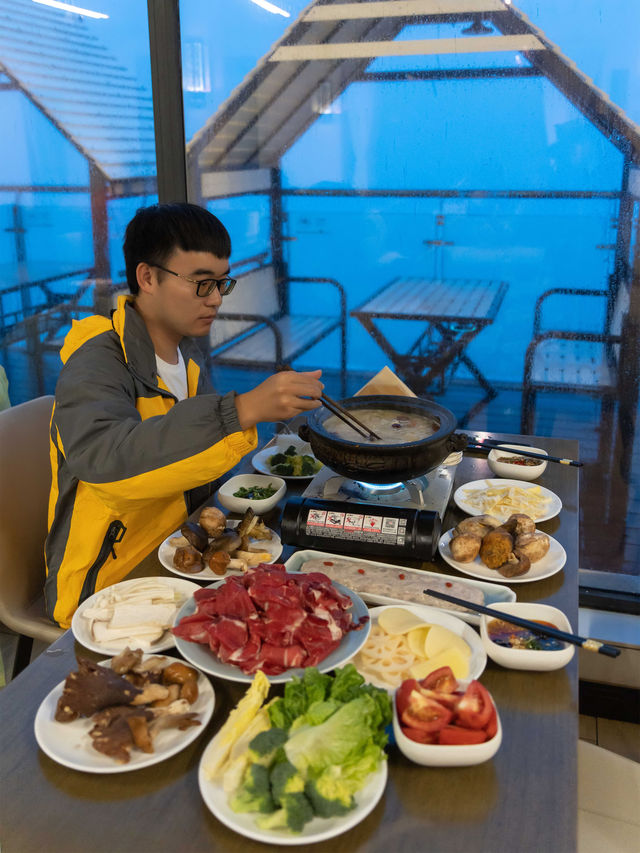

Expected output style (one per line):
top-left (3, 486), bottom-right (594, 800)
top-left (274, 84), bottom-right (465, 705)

top-left (439, 726), bottom-right (487, 746)
top-left (416, 687), bottom-right (462, 712)
top-left (419, 666), bottom-right (458, 694)
top-left (456, 681), bottom-right (493, 730)
top-left (395, 679), bottom-right (419, 718)
top-left (401, 694), bottom-right (453, 733)
top-left (484, 705), bottom-right (498, 740)
top-left (401, 726), bottom-right (439, 745)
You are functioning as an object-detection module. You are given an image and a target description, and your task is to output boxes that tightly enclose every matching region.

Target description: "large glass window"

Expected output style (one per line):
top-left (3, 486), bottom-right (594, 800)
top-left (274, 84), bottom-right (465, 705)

top-left (0, 0), bottom-right (156, 402)
top-left (180, 0), bottom-right (640, 581)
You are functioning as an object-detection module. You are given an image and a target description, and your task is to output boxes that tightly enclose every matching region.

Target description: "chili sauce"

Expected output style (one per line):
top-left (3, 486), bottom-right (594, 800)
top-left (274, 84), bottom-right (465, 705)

top-left (487, 618), bottom-right (565, 651)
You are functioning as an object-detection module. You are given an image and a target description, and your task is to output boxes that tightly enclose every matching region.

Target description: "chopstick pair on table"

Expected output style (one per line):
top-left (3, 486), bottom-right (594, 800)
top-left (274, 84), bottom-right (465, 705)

top-left (282, 364), bottom-right (381, 441)
top-left (424, 588), bottom-right (620, 658)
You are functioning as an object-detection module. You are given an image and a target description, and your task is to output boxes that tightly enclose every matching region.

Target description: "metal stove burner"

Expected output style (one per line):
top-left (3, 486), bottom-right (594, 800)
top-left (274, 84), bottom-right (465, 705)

top-left (303, 464), bottom-right (457, 517)
top-left (338, 477), bottom-right (428, 507)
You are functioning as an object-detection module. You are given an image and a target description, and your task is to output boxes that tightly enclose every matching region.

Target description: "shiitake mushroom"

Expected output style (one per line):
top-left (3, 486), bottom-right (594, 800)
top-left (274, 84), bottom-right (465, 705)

top-left (173, 545), bottom-right (204, 573)
top-left (180, 522), bottom-right (209, 552)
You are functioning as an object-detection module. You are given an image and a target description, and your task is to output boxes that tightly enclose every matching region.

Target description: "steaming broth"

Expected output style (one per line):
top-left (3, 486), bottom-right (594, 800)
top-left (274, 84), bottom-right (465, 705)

top-left (323, 408), bottom-right (440, 444)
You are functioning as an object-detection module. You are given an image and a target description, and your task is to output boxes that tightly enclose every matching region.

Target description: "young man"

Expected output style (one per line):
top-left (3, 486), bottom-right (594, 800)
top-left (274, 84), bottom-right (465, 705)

top-left (44, 202), bottom-right (323, 628)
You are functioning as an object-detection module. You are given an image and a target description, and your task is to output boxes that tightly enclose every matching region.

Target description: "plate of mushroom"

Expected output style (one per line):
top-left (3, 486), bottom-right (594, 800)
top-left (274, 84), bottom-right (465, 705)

top-left (158, 505), bottom-right (282, 581)
top-left (438, 513), bottom-right (567, 583)
top-left (34, 649), bottom-right (214, 772)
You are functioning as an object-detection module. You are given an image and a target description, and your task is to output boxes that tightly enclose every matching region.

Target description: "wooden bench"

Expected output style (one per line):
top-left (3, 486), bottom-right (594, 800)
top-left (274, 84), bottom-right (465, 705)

top-left (520, 278), bottom-right (629, 433)
top-left (209, 260), bottom-right (347, 395)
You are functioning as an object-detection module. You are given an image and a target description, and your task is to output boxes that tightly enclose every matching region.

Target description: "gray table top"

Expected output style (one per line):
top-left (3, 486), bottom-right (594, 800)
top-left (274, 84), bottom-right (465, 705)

top-left (0, 432), bottom-right (579, 853)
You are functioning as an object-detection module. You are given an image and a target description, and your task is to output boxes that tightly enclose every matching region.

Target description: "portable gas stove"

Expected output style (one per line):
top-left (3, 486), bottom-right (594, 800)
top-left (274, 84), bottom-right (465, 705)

top-left (280, 454), bottom-right (461, 560)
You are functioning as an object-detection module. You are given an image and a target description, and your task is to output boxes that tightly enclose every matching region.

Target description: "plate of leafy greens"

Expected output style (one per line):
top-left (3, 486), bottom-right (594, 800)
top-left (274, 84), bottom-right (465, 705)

top-left (198, 664), bottom-right (390, 845)
top-left (252, 438), bottom-right (323, 480)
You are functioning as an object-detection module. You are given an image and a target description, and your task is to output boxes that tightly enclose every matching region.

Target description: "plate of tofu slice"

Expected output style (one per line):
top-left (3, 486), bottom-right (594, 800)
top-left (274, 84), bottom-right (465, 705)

top-left (71, 577), bottom-right (201, 655)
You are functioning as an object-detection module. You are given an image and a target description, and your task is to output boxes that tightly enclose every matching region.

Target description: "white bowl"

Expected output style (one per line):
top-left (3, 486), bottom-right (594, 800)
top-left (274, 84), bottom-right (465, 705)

top-left (393, 684), bottom-right (502, 767)
top-left (487, 444), bottom-right (548, 481)
top-left (479, 602), bottom-right (575, 671)
top-left (216, 473), bottom-right (286, 515)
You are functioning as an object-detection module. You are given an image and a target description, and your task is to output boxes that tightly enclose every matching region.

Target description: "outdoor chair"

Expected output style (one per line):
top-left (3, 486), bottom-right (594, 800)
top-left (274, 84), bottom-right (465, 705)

top-left (209, 258), bottom-right (348, 396)
top-left (520, 278), bottom-right (628, 434)
top-left (0, 395), bottom-right (63, 677)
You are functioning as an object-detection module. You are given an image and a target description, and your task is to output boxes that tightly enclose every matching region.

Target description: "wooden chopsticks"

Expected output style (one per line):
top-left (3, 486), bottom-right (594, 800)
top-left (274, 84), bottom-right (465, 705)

top-left (423, 588), bottom-right (620, 657)
top-left (320, 393), bottom-right (381, 442)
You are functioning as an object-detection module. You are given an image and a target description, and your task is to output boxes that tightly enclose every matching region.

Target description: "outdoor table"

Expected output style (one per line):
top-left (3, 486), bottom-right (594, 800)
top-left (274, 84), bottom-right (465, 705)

top-left (351, 277), bottom-right (508, 424)
top-left (0, 432), bottom-right (578, 853)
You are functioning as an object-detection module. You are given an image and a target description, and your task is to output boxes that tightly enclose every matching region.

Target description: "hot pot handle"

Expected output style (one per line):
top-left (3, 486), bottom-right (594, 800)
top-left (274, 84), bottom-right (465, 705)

top-left (298, 424), bottom-right (311, 442)
top-left (448, 433), bottom-right (469, 452)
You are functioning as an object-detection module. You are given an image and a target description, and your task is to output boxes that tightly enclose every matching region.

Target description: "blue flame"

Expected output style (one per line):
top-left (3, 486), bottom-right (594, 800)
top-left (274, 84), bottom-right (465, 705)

top-left (355, 480), bottom-right (403, 491)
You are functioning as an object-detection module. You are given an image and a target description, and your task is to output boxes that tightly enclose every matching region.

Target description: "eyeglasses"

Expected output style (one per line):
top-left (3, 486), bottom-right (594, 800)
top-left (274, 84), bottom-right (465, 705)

top-left (150, 263), bottom-right (237, 297)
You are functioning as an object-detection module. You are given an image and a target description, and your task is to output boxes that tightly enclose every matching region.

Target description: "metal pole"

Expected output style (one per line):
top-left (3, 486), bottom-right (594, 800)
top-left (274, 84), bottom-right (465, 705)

top-left (147, 0), bottom-right (188, 203)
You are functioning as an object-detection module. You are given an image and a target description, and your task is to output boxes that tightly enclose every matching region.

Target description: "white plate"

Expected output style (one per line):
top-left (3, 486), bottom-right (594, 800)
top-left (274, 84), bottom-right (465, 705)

top-left (284, 549), bottom-right (515, 626)
top-left (71, 577), bottom-right (201, 655)
top-left (453, 478), bottom-right (562, 523)
top-left (252, 442), bottom-right (322, 480)
top-left (174, 580), bottom-right (371, 684)
top-left (354, 604), bottom-right (487, 691)
top-left (199, 746), bottom-right (387, 846)
top-left (158, 519), bottom-right (283, 581)
top-left (438, 529), bottom-right (567, 584)
top-left (34, 655), bottom-right (215, 773)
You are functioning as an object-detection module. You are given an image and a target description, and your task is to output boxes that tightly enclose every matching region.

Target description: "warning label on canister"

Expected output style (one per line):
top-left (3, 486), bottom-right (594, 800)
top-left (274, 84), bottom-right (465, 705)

top-left (304, 510), bottom-right (405, 545)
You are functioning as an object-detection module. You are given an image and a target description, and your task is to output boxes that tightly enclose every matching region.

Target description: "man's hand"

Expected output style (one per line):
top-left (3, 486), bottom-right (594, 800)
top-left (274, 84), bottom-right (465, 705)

top-left (235, 370), bottom-right (323, 429)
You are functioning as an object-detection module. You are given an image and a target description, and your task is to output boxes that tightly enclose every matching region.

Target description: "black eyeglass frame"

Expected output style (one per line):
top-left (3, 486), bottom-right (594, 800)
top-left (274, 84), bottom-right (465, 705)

top-left (150, 263), bottom-right (237, 296)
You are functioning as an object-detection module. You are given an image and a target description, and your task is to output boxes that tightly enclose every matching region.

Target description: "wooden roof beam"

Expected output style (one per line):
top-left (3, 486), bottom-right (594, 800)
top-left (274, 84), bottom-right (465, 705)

top-left (303, 1), bottom-right (507, 21)
top-left (271, 34), bottom-right (544, 62)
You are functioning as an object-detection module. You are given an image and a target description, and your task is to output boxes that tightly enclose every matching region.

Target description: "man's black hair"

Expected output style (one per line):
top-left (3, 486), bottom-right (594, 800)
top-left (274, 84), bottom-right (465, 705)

top-left (123, 202), bottom-right (232, 295)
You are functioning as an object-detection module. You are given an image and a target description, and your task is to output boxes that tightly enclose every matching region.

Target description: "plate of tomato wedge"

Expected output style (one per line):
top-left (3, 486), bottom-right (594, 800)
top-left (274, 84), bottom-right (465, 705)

top-left (393, 667), bottom-right (502, 766)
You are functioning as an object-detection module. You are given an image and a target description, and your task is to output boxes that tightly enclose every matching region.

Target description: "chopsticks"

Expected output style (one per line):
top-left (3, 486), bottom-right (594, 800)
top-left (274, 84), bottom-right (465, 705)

top-left (280, 362), bottom-right (381, 441)
top-left (319, 393), bottom-right (382, 442)
top-left (466, 442), bottom-right (583, 468)
top-left (423, 588), bottom-right (620, 657)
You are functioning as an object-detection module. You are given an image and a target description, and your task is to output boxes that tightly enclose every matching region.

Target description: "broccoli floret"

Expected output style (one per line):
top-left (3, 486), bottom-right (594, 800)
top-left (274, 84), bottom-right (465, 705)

top-left (230, 763), bottom-right (275, 814)
top-left (248, 727), bottom-right (289, 766)
top-left (270, 760), bottom-right (305, 806)
top-left (304, 778), bottom-right (354, 818)
top-left (256, 793), bottom-right (315, 833)
top-left (284, 445), bottom-right (298, 456)
top-left (268, 452), bottom-right (288, 465)
top-left (300, 456), bottom-right (318, 476)
top-left (271, 462), bottom-right (294, 476)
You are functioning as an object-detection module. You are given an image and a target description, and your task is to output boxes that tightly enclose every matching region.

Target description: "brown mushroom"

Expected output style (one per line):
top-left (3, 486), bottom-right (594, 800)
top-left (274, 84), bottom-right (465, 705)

top-left (173, 546), bottom-right (204, 573)
top-left (206, 550), bottom-right (232, 576)
top-left (198, 506), bottom-right (227, 537)
top-left (498, 552), bottom-right (531, 577)
top-left (162, 661), bottom-right (199, 704)
top-left (180, 521), bottom-right (209, 552)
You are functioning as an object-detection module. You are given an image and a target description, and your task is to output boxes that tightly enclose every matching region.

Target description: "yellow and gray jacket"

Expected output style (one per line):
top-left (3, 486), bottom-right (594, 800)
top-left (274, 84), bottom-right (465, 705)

top-left (44, 295), bottom-right (257, 628)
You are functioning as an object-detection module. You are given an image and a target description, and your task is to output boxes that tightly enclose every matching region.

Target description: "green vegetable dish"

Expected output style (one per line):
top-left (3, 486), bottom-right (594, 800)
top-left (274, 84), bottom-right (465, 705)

top-left (268, 444), bottom-right (322, 477)
top-left (233, 483), bottom-right (279, 500)
top-left (226, 664), bottom-right (391, 834)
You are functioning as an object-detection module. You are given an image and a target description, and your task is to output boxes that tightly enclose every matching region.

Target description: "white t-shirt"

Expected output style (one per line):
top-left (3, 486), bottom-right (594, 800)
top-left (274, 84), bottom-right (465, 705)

top-left (155, 349), bottom-right (188, 401)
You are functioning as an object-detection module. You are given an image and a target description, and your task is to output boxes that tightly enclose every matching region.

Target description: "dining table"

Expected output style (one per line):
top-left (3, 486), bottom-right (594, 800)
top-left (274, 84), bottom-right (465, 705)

top-left (0, 431), bottom-right (579, 853)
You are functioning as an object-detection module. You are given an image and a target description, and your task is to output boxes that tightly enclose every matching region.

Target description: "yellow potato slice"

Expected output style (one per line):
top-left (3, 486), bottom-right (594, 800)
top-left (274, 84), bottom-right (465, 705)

top-left (410, 647), bottom-right (470, 680)
top-left (378, 607), bottom-right (427, 635)
top-left (423, 625), bottom-right (471, 660)
top-left (406, 626), bottom-right (431, 657)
